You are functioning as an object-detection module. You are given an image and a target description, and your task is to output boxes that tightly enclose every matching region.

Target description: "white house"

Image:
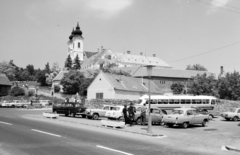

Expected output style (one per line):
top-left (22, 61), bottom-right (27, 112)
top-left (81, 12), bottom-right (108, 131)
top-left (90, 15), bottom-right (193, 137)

top-left (87, 71), bottom-right (164, 100)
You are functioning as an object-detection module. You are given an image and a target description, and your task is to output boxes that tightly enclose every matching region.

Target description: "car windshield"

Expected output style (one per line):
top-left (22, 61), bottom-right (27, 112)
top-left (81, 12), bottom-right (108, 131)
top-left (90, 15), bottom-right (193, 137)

top-left (230, 108), bottom-right (236, 112)
top-left (172, 110), bottom-right (184, 114)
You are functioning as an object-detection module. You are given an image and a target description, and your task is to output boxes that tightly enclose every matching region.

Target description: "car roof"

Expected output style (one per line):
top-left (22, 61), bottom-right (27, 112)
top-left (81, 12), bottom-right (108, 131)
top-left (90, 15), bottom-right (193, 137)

top-left (174, 108), bottom-right (195, 110)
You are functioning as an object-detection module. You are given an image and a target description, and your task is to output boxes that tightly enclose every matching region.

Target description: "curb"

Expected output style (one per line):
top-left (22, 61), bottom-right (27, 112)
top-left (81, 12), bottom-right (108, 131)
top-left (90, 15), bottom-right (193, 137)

top-left (25, 115), bottom-right (165, 137)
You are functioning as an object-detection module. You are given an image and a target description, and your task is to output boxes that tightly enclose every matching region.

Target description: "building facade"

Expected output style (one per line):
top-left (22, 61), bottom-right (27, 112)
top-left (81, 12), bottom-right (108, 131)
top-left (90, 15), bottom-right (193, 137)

top-left (0, 73), bottom-right (11, 96)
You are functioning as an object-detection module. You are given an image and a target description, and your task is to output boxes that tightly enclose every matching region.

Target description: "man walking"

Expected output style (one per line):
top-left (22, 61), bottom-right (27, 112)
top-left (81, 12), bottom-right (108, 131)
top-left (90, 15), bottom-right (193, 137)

top-left (122, 104), bottom-right (129, 126)
top-left (140, 103), bottom-right (147, 125)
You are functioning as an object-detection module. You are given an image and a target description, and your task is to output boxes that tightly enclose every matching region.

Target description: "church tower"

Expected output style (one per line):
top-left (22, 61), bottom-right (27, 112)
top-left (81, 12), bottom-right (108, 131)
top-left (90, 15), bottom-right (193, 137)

top-left (67, 22), bottom-right (84, 61)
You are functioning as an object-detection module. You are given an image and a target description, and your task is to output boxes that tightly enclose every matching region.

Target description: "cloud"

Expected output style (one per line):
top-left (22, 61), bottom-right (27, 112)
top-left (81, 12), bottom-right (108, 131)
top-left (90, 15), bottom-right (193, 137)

top-left (207, 0), bottom-right (232, 15)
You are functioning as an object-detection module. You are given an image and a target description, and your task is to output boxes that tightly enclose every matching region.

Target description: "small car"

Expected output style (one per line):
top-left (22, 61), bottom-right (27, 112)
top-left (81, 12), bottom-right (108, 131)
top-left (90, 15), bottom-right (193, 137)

top-left (134, 107), bottom-right (166, 125)
top-left (162, 108), bottom-right (209, 128)
top-left (221, 108), bottom-right (240, 121)
top-left (85, 105), bottom-right (123, 120)
top-left (104, 106), bottom-right (124, 120)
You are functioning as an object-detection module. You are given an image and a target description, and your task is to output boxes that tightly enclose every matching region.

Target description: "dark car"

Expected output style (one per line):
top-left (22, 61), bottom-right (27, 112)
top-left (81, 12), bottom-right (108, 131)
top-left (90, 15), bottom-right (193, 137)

top-left (52, 102), bottom-right (87, 118)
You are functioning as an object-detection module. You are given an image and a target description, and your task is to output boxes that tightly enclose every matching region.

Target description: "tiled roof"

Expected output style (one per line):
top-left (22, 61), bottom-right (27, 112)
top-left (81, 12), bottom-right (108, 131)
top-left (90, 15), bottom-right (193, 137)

top-left (114, 67), bottom-right (216, 79)
top-left (84, 51), bottom-right (97, 59)
top-left (103, 72), bottom-right (164, 94)
top-left (53, 70), bottom-right (98, 82)
top-left (113, 52), bottom-right (171, 68)
top-left (0, 73), bottom-right (11, 86)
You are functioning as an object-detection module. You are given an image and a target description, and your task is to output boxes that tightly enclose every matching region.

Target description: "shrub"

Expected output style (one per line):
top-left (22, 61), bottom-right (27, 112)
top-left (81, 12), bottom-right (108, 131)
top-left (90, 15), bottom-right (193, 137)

top-left (54, 85), bottom-right (61, 93)
top-left (9, 86), bottom-right (25, 96)
top-left (28, 89), bottom-right (35, 97)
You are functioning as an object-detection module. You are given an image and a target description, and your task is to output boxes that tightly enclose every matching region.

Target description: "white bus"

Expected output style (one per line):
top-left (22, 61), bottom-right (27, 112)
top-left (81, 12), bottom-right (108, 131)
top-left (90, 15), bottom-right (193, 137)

top-left (138, 95), bottom-right (220, 119)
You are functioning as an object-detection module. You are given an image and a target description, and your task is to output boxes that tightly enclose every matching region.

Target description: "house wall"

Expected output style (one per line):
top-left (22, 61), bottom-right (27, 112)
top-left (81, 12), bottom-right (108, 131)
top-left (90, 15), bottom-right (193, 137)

top-left (87, 73), bottom-right (115, 99)
top-left (0, 85), bottom-right (11, 96)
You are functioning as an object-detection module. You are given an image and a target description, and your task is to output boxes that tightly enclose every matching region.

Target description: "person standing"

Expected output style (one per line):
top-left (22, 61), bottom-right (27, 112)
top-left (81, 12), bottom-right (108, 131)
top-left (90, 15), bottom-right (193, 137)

top-left (140, 103), bottom-right (147, 125)
top-left (122, 104), bottom-right (129, 126)
top-left (128, 102), bottom-right (136, 126)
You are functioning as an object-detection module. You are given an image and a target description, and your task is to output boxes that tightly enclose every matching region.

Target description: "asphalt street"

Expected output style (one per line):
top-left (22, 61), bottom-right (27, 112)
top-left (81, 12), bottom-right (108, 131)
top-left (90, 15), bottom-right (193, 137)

top-left (0, 108), bottom-right (237, 155)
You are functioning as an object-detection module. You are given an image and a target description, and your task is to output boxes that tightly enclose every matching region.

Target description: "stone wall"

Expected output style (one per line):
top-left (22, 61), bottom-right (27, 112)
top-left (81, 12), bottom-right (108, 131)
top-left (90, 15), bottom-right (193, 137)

top-left (216, 100), bottom-right (240, 112)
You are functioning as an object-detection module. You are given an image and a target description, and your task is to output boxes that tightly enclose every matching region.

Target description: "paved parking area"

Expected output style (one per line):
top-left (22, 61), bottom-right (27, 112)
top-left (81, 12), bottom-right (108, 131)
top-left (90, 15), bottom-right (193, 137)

top-left (25, 112), bottom-right (240, 153)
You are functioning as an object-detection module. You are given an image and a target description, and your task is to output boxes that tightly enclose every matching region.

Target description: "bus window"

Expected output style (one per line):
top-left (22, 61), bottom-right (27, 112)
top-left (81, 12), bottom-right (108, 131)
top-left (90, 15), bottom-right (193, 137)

top-left (202, 99), bottom-right (208, 104)
top-left (185, 99), bottom-right (191, 104)
top-left (158, 100), bottom-right (163, 104)
top-left (196, 99), bottom-right (202, 104)
top-left (211, 99), bottom-right (216, 105)
top-left (174, 99), bottom-right (180, 104)
top-left (138, 99), bottom-right (142, 104)
top-left (192, 99), bottom-right (197, 104)
top-left (163, 99), bottom-right (168, 104)
top-left (151, 99), bottom-right (158, 104)
top-left (169, 99), bottom-right (174, 104)
top-left (181, 99), bottom-right (185, 104)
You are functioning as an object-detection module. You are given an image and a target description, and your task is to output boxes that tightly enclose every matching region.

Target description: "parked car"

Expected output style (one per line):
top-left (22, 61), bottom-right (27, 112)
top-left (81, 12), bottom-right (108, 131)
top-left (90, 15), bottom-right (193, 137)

top-left (52, 102), bottom-right (87, 117)
top-left (134, 107), bottom-right (166, 125)
top-left (104, 106), bottom-right (124, 120)
top-left (1, 100), bottom-right (29, 108)
top-left (193, 106), bottom-right (219, 120)
top-left (221, 108), bottom-right (240, 121)
top-left (162, 108), bottom-right (209, 128)
top-left (85, 105), bottom-right (123, 120)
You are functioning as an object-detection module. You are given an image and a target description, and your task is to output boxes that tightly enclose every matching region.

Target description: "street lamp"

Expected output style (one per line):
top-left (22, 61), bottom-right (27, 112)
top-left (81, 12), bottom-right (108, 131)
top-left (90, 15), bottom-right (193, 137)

top-left (144, 65), bottom-right (155, 133)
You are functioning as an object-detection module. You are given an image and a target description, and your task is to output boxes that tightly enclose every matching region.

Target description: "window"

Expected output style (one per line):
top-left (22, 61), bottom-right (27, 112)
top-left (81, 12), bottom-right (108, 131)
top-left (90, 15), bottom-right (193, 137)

top-left (192, 100), bottom-right (197, 104)
top-left (211, 99), bottom-right (216, 105)
top-left (152, 109), bottom-right (160, 114)
top-left (238, 110), bottom-right (240, 113)
top-left (202, 99), bottom-right (209, 104)
top-left (169, 99), bottom-right (174, 104)
top-left (196, 99), bottom-right (202, 104)
top-left (181, 99), bottom-right (185, 104)
top-left (162, 99), bottom-right (168, 104)
top-left (96, 93), bottom-right (103, 99)
top-left (103, 106), bottom-right (109, 110)
top-left (78, 42), bottom-right (80, 48)
top-left (174, 99), bottom-right (180, 104)
top-left (150, 99), bottom-right (158, 104)
top-left (185, 99), bottom-right (191, 104)
top-left (187, 110), bottom-right (193, 115)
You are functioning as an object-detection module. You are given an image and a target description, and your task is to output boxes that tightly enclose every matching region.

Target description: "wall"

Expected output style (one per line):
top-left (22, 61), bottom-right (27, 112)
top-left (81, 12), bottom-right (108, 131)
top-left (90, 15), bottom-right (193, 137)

top-left (87, 73), bottom-right (115, 99)
top-left (115, 89), bottom-right (144, 100)
top-left (0, 85), bottom-right (11, 96)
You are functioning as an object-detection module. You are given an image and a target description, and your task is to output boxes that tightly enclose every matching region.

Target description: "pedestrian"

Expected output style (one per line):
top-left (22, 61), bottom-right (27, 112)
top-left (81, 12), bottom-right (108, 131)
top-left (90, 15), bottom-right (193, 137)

top-left (140, 103), bottom-right (147, 125)
top-left (122, 104), bottom-right (129, 126)
top-left (65, 97), bottom-right (69, 103)
top-left (128, 102), bottom-right (136, 126)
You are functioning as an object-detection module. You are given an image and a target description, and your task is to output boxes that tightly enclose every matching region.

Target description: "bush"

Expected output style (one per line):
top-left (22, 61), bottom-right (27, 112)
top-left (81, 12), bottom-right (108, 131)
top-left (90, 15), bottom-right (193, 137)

top-left (9, 86), bottom-right (25, 96)
top-left (28, 89), bottom-right (35, 97)
top-left (54, 85), bottom-right (61, 93)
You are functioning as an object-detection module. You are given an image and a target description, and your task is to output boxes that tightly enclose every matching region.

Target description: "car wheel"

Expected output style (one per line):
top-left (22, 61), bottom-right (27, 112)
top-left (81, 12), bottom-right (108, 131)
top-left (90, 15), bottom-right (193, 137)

top-left (166, 123), bottom-right (173, 127)
top-left (72, 113), bottom-right (76, 117)
top-left (136, 117), bottom-right (141, 125)
top-left (82, 115), bottom-right (86, 118)
top-left (65, 113), bottom-right (69, 117)
top-left (11, 105), bottom-right (15, 108)
top-left (87, 116), bottom-right (92, 119)
top-left (182, 122), bottom-right (188, 128)
top-left (92, 113), bottom-right (99, 120)
top-left (232, 116), bottom-right (238, 121)
top-left (208, 115), bottom-right (213, 120)
top-left (118, 116), bottom-right (124, 121)
top-left (225, 118), bottom-right (230, 121)
top-left (202, 120), bottom-right (207, 127)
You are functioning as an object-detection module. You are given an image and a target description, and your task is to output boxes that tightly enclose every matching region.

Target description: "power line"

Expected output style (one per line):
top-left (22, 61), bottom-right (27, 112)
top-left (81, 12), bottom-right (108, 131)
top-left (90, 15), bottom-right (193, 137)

top-left (169, 41), bottom-right (240, 63)
top-left (196, 0), bottom-right (240, 14)
top-left (211, 0), bottom-right (240, 11)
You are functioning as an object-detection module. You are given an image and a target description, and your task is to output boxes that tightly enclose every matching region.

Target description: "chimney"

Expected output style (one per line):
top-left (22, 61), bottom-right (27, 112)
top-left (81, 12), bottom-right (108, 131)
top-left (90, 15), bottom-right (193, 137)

top-left (140, 52), bottom-right (143, 55)
top-left (127, 51), bottom-right (131, 54)
top-left (153, 54), bottom-right (156, 57)
top-left (220, 66), bottom-right (224, 74)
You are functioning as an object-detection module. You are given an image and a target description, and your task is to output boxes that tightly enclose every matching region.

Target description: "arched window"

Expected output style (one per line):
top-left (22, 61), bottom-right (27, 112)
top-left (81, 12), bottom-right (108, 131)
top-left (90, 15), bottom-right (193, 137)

top-left (78, 42), bottom-right (80, 48)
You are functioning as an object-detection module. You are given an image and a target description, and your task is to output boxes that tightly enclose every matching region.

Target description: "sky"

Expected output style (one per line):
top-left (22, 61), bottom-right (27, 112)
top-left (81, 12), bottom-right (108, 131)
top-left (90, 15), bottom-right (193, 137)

top-left (0, 0), bottom-right (240, 74)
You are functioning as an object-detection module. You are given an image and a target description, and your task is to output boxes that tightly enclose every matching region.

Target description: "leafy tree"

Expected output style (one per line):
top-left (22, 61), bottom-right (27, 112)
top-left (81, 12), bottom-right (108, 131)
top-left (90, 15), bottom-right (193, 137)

top-left (54, 84), bottom-right (61, 93)
top-left (36, 70), bottom-right (48, 86)
top-left (51, 62), bottom-right (61, 74)
top-left (60, 70), bottom-right (84, 94)
top-left (170, 81), bottom-right (185, 94)
top-left (0, 61), bottom-right (15, 81)
top-left (73, 54), bottom-right (81, 70)
top-left (65, 55), bottom-right (72, 70)
top-left (188, 73), bottom-right (217, 96)
top-left (186, 64), bottom-right (207, 71)
top-left (20, 70), bottom-right (31, 81)
top-left (26, 64), bottom-right (35, 75)
top-left (10, 86), bottom-right (25, 96)
top-left (44, 62), bottom-right (51, 74)
top-left (217, 71), bottom-right (240, 100)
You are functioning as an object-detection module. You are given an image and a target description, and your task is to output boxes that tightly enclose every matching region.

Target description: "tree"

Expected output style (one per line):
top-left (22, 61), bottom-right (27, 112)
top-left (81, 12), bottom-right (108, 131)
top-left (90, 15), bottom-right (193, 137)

top-left (170, 81), bottom-right (185, 94)
top-left (0, 61), bottom-right (15, 81)
top-left (9, 86), bottom-right (25, 96)
top-left (60, 70), bottom-right (84, 94)
top-left (51, 62), bottom-right (61, 74)
top-left (217, 71), bottom-right (240, 100)
top-left (186, 64), bottom-right (207, 71)
top-left (45, 62), bottom-right (51, 74)
top-left (36, 70), bottom-right (48, 86)
top-left (188, 73), bottom-right (217, 96)
top-left (73, 54), bottom-right (81, 70)
top-left (26, 64), bottom-right (35, 75)
top-left (65, 55), bottom-right (72, 70)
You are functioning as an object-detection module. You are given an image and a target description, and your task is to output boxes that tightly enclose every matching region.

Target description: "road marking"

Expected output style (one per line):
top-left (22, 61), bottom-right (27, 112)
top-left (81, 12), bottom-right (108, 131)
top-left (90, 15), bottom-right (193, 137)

top-left (31, 129), bottom-right (61, 137)
top-left (96, 145), bottom-right (134, 155)
top-left (0, 121), bottom-right (12, 125)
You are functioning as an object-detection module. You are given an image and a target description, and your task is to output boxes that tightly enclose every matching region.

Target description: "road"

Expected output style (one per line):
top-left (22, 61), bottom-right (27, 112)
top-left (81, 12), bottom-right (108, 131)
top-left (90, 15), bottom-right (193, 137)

top-left (0, 108), bottom-right (236, 155)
